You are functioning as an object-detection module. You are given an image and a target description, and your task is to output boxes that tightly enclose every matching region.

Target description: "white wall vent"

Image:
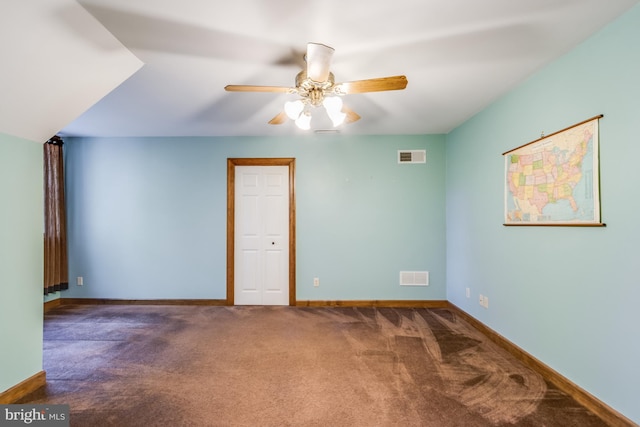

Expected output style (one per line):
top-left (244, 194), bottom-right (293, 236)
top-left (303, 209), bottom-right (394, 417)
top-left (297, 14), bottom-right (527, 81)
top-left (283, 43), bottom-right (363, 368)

top-left (398, 150), bottom-right (426, 164)
top-left (400, 271), bottom-right (429, 286)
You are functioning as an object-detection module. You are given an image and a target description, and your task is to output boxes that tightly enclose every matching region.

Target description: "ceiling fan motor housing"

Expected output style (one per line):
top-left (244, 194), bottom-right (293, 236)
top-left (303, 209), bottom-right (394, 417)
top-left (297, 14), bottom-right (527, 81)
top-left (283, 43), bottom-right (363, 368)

top-left (295, 71), bottom-right (336, 106)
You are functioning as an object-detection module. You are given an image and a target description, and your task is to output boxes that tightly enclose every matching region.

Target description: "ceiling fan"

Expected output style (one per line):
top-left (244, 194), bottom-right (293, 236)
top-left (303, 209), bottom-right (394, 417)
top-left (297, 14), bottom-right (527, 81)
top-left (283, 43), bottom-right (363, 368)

top-left (224, 42), bottom-right (408, 129)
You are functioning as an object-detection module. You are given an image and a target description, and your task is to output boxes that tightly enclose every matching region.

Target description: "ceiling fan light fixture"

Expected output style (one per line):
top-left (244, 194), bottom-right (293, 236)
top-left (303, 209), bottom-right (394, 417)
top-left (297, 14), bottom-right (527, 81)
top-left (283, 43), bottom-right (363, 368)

top-left (284, 100), bottom-right (305, 120)
top-left (329, 111), bottom-right (346, 127)
top-left (295, 111), bottom-right (312, 130)
top-left (323, 96), bottom-right (346, 127)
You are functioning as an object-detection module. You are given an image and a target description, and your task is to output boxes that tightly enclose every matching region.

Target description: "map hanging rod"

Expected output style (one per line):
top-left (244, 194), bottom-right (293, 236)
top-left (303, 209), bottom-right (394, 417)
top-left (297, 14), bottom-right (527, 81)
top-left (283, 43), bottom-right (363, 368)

top-left (502, 114), bottom-right (603, 156)
top-left (503, 223), bottom-right (606, 227)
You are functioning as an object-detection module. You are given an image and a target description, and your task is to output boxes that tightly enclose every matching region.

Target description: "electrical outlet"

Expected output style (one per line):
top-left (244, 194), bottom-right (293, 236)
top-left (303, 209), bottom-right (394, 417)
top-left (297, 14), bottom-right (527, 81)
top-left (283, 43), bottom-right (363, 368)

top-left (76, 276), bottom-right (83, 286)
top-left (313, 277), bottom-right (320, 287)
top-left (465, 287), bottom-right (470, 298)
top-left (479, 294), bottom-right (484, 306)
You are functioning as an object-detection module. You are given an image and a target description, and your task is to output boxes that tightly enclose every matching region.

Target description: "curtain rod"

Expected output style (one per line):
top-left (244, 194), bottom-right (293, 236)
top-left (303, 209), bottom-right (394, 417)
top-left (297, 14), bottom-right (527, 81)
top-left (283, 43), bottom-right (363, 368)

top-left (46, 135), bottom-right (63, 146)
top-left (502, 114), bottom-right (602, 156)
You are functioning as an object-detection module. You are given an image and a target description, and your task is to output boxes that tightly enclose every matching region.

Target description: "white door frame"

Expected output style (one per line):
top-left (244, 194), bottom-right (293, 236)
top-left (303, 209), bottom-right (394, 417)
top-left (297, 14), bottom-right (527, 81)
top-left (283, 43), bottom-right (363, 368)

top-left (227, 158), bottom-right (296, 305)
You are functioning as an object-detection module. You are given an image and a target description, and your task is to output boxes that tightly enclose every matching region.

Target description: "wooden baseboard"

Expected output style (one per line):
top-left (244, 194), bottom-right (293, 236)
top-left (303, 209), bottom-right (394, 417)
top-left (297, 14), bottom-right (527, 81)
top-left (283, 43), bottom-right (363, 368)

top-left (0, 371), bottom-right (46, 404)
top-left (296, 300), bottom-right (449, 308)
top-left (54, 298), bottom-right (447, 308)
top-left (447, 303), bottom-right (636, 427)
top-left (58, 298), bottom-right (228, 306)
top-left (51, 298), bottom-right (449, 309)
top-left (44, 298), bottom-right (63, 313)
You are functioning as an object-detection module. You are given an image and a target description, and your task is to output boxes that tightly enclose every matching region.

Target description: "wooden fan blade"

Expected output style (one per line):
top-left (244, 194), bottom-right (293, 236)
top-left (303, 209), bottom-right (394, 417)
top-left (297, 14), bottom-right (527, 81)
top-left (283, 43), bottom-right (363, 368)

top-left (306, 42), bottom-right (334, 82)
top-left (225, 85), bottom-right (293, 93)
top-left (342, 106), bottom-right (361, 124)
top-left (268, 111), bottom-right (288, 125)
top-left (334, 75), bottom-right (408, 94)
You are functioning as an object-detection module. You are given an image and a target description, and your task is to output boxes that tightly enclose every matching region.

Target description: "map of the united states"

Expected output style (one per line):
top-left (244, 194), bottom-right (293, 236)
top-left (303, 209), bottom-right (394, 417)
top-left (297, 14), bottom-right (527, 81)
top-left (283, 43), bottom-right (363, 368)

top-left (504, 119), bottom-right (598, 224)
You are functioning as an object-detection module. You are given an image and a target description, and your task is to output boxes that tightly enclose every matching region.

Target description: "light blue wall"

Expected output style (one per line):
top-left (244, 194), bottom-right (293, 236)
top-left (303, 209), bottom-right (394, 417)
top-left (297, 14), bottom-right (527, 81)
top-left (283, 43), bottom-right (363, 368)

top-left (65, 134), bottom-right (446, 301)
top-left (446, 5), bottom-right (640, 423)
top-left (44, 292), bottom-right (61, 303)
top-left (0, 133), bottom-right (44, 393)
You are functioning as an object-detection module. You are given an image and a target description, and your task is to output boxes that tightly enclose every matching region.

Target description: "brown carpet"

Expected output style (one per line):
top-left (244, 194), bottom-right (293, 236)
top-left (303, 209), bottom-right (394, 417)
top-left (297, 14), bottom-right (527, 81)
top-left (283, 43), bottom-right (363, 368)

top-left (22, 305), bottom-right (606, 426)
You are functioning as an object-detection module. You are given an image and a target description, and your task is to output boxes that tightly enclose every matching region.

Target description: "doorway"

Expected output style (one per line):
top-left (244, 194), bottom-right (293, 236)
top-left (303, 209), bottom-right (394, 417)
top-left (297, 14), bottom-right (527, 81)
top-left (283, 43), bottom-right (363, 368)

top-left (226, 158), bottom-right (296, 305)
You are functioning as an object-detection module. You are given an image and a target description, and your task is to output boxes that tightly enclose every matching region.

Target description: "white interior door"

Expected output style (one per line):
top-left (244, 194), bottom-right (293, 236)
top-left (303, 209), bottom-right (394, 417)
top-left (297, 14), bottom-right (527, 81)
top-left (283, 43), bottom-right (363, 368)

top-left (234, 166), bottom-right (289, 305)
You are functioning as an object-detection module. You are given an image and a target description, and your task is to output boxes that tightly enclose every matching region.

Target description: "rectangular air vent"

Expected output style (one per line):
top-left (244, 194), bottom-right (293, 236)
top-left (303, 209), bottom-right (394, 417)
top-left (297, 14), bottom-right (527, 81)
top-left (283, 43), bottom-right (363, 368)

top-left (398, 150), bottom-right (426, 164)
top-left (400, 271), bottom-right (429, 286)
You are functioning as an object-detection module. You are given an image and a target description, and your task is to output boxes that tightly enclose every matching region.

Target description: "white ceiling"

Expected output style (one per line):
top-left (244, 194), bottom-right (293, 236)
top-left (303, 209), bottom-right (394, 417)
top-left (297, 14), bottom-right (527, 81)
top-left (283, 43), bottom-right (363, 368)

top-left (60, 0), bottom-right (639, 137)
top-left (0, 0), bottom-right (141, 143)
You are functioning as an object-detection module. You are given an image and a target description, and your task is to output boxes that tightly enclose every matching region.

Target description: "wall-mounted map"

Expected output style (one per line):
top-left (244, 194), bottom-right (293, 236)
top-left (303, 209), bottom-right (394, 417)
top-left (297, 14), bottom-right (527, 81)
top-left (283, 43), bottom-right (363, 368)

top-left (503, 115), bottom-right (603, 226)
